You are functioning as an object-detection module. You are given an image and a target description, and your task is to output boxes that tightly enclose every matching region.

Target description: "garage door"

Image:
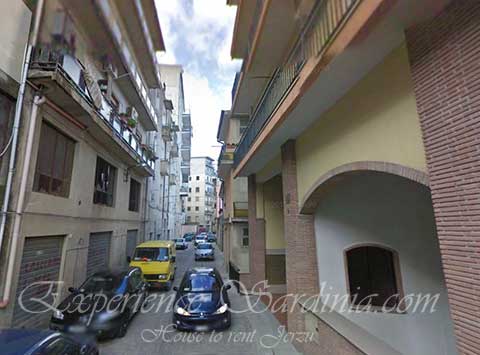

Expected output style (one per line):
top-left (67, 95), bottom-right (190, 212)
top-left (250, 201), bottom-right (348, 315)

top-left (86, 232), bottom-right (111, 277)
top-left (126, 230), bottom-right (138, 260)
top-left (12, 236), bottom-right (63, 328)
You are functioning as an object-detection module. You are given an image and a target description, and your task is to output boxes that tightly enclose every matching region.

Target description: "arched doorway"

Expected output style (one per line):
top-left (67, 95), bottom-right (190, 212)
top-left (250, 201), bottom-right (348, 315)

top-left (304, 168), bottom-right (456, 355)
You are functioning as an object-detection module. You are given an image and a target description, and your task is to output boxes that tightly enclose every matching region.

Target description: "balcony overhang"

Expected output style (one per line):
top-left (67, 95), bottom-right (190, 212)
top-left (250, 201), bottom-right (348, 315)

top-left (116, 0), bottom-right (164, 88)
top-left (231, 0), bottom-right (298, 116)
top-left (233, 0), bottom-right (452, 178)
top-left (66, 0), bottom-right (159, 131)
top-left (28, 67), bottom-right (154, 177)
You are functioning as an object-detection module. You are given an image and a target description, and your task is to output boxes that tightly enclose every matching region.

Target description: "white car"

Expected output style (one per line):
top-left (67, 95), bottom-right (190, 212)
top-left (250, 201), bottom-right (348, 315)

top-left (175, 238), bottom-right (188, 250)
top-left (194, 235), bottom-right (207, 247)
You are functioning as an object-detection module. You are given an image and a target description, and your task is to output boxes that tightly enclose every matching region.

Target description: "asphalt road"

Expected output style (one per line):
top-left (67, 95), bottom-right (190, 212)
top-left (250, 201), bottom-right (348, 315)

top-left (99, 242), bottom-right (299, 355)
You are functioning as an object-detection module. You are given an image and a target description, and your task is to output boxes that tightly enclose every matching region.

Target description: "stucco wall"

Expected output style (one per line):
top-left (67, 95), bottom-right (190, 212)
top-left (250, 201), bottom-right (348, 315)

top-left (314, 172), bottom-right (456, 355)
top-left (230, 222), bottom-right (250, 273)
top-left (296, 43), bottom-right (427, 203)
top-left (262, 175), bottom-right (285, 250)
top-left (0, 0), bottom-right (31, 83)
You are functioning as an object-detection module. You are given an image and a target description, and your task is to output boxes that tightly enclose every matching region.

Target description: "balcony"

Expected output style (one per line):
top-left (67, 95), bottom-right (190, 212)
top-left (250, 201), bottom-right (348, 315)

top-left (234, 0), bottom-right (360, 168)
top-left (218, 144), bottom-right (236, 179)
top-left (29, 46), bottom-right (155, 176)
top-left (170, 143), bottom-right (179, 158)
top-left (162, 126), bottom-right (172, 141)
top-left (93, 0), bottom-right (160, 131)
top-left (233, 202), bottom-right (248, 219)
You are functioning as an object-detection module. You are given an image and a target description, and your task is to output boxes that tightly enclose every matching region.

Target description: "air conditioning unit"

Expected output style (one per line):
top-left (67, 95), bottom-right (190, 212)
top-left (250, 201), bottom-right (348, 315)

top-left (126, 106), bottom-right (139, 122)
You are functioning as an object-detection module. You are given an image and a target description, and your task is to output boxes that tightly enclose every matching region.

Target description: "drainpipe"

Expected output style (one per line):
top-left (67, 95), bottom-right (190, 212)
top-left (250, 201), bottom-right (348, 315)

top-left (0, 0), bottom-right (45, 308)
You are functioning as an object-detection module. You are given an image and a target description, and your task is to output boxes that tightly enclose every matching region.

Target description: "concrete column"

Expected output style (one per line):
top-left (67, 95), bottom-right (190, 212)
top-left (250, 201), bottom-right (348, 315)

top-left (246, 174), bottom-right (266, 289)
top-left (281, 140), bottom-right (319, 337)
top-left (406, 2), bottom-right (480, 353)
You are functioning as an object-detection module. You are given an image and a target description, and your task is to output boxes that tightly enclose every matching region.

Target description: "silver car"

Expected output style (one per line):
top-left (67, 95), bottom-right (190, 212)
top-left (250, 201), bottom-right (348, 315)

top-left (195, 243), bottom-right (215, 261)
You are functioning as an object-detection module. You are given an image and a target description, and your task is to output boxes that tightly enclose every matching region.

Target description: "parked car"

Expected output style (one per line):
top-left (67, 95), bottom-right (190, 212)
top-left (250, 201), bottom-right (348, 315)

top-left (207, 233), bottom-right (216, 243)
top-left (50, 268), bottom-right (148, 339)
top-left (175, 238), bottom-right (188, 250)
top-left (129, 240), bottom-right (176, 289)
top-left (194, 234), bottom-right (207, 247)
top-left (0, 329), bottom-right (98, 355)
top-left (173, 267), bottom-right (231, 331)
top-left (183, 233), bottom-right (194, 242)
top-left (195, 243), bottom-right (215, 261)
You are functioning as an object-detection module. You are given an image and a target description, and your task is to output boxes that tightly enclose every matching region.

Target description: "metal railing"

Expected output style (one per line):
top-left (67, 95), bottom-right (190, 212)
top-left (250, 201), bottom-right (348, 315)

top-left (30, 46), bottom-right (155, 172)
top-left (234, 0), bottom-right (360, 168)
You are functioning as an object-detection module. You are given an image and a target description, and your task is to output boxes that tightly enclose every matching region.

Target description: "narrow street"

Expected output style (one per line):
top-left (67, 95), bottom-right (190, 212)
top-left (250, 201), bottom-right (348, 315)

top-left (99, 244), bottom-right (299, 355)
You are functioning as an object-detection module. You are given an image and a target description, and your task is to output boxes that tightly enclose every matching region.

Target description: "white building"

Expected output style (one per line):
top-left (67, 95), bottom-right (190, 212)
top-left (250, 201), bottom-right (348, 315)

top-left (186, 157), bottom-right (217, 231)
top-left (158, 64), bottom-right (191, 239)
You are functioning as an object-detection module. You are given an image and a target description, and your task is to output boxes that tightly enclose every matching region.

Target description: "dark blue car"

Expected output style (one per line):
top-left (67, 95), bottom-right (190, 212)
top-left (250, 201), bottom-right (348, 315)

top-left (0, 329), bottom-right (98, 355)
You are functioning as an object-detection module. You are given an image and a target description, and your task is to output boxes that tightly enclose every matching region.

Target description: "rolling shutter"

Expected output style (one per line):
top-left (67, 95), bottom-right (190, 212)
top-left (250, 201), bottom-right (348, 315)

top-left (86, 232), bottom-right (111, 277)
top-left (12, 236), bottom-right (63, 328)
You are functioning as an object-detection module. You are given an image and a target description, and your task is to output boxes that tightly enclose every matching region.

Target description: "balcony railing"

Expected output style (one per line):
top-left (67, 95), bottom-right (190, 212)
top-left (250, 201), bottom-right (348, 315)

top-left (234, 0), bottom-right (361, 168)
top-left (30, 45), bottom-right (155, 172)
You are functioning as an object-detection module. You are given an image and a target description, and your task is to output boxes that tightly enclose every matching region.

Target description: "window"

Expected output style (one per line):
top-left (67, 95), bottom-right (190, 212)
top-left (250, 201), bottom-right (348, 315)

top-left (195, 197), bottom-right (199, 202)
top-left (189, 188), bottom-right (192, 193)
top-left (93, 157), bottom-right (116, 206)
top-left (186, 216), bottom-right (191, 222)
top-left (242, 227), bottom-right (249, 247)
top-left (129, 178), bottom-right (141, 212)
top-left (195, 206), bottom-right (199, 211)
top-left (188, 197), bottom-right (191, 202)
top-left (195, 187), bottom-right (200, 193)
top-left (187, 207), bottom-right (191, 211)
top-left (196, 176), bottom-right (200, 180)
top-left (346, 246), bottom-right (401, 308)
top-left (189, 176), bottom-right (191, 181)
top-left (33, 122), bottom-right (75, 197)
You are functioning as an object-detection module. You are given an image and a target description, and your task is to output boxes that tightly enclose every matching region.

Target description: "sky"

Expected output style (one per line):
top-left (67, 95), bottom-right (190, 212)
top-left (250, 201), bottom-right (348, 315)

top-left (155, 0), bottom-right (242, 163)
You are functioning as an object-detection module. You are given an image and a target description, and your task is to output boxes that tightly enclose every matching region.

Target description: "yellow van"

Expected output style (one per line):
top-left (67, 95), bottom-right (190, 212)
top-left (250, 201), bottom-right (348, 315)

top-left (129, 240), bottom-right (176, 289)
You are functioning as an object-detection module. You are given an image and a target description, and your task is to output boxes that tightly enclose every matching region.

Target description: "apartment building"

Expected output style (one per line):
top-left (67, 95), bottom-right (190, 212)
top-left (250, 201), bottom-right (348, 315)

top-left (186, 157), bottom-right (217, 231)
top-left (216, 110), bottom-right (250, 283)
top-left (0, 0), bottom-right (166, 329)
top-left (227, 0), bottom-right (480, 354)
top-left (158, 64), bottom-right (191, 240)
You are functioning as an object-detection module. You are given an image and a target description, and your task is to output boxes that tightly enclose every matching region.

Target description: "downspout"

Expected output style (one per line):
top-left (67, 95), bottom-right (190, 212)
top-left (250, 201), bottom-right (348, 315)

top-left (0, 0), bottom-right (45, 308)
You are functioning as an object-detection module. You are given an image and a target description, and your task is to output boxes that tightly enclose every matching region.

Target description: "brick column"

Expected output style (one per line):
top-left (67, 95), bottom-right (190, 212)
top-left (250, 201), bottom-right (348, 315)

top-left (281, 140), bottom-right (320, 338)
top-left (246, 174), bottom-right (266, 289)
top-left (406, 1), bottom-right (480, 353)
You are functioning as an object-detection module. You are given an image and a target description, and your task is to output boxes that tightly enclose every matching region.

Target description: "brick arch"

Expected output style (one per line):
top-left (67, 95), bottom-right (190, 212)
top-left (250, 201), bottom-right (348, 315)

top-left (299, 161), bottom-right (430, 214)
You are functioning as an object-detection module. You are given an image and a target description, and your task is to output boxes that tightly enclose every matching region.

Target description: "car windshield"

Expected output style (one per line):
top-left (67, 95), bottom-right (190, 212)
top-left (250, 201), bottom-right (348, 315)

top-left (182, 274), bottom-right (219, 292)
top-left (197, 244), bottom-right (212, 250)
top-left (176, 239), bottom-right (184, 243)
top-left (80, 275), bottom-right (126, 294)
top-left (133, 247), bottom-right (169, 261)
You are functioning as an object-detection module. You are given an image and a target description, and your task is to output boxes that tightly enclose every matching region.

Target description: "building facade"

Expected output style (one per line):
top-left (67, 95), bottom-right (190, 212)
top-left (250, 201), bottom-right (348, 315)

top-left (0, 0), bottom-right (167, 329)
top-left (227, 0), bottom-right (480, 354)
top-left (217, 110), bottom-right (250, 284)
top-left (158, 64), bottom-right (191, 240)
top-left (186, 157), bottom-right (217, 231)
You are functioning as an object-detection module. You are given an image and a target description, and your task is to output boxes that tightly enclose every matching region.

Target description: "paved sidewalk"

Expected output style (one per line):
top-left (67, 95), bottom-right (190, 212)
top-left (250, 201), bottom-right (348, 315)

top-left (99, 243), bottom-right (300, 355)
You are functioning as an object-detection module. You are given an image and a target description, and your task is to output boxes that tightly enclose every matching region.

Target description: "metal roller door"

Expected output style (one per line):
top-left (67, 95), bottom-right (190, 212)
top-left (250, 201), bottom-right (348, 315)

top-left (87, 232), bottom-right (111, 277)
top-left (126, 230), bottom-right (138, 260)
top-left (12, 236), bottom-right (63, 328)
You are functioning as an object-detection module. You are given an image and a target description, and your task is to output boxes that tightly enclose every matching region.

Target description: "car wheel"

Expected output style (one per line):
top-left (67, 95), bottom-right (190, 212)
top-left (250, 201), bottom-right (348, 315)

top-left (116, 313), bottom-right (130, 338)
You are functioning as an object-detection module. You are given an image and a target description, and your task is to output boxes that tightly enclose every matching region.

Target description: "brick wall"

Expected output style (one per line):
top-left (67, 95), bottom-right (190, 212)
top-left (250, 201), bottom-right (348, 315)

top-left (406, 1), bottom-right (480, 353)
top-left (281, 140), bottom-right (320, 352)
top-left (247, 175), bottom-right (266, 289)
